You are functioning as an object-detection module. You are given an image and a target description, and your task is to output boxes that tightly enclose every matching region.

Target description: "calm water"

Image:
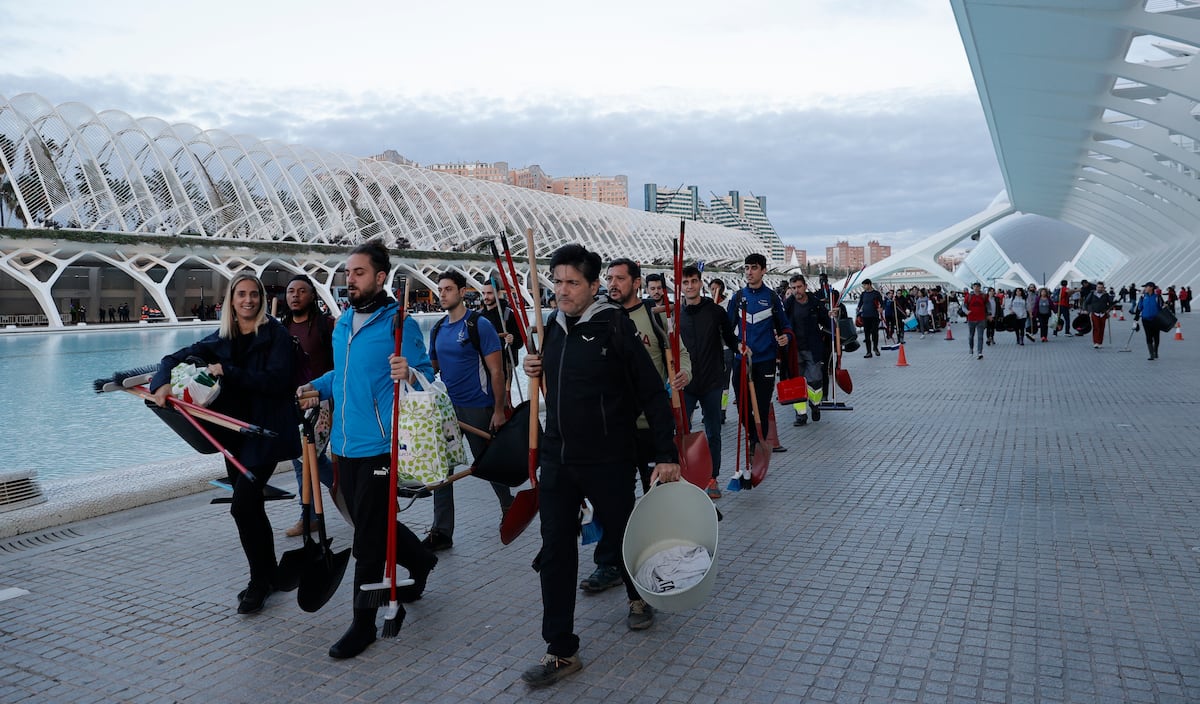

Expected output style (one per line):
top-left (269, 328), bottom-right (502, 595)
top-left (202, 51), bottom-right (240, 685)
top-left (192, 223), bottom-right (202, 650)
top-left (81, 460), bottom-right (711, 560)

top-left (0, 314), bottom-right (469, 481)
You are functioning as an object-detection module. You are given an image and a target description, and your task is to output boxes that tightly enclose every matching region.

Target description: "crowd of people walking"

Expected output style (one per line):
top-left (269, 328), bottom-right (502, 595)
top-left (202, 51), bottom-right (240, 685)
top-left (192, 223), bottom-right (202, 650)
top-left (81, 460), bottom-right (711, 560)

top-left (144, 245), bottom-right (1189, 689)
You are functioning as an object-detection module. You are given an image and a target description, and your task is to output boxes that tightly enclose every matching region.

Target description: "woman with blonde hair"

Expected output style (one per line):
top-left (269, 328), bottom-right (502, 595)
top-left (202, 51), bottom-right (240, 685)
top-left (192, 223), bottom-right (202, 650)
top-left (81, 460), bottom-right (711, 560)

top-left (150, 273), bottom-right (300, 614)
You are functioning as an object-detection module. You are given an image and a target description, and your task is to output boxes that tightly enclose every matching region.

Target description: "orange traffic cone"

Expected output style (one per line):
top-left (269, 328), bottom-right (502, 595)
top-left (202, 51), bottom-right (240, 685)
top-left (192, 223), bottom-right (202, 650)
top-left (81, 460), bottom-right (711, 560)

top-left (1119, 311), bottom-right (1125, 321)
top-left (896, 343), bottom-right (909, 367)
top-left (944, 324), bottom-right (954, 340)
top-left (1175, 321), bottom-right (1184, 341)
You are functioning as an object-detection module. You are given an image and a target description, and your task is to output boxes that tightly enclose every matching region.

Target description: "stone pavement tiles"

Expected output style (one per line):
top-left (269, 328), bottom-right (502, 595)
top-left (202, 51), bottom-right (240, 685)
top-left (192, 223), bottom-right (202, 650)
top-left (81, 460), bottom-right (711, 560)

top-left (1, 316), bottom-right (1199, 703)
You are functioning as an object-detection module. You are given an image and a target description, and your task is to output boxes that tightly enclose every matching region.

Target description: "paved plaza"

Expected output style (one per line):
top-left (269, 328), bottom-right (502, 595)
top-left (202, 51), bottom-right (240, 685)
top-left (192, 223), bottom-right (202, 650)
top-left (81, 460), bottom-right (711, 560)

top-left (2, 316), bottom-right (1199, 703)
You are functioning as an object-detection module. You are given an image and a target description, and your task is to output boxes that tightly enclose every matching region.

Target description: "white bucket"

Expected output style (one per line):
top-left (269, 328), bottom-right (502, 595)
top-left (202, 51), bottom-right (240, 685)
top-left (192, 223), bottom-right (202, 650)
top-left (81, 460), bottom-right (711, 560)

top-left (621, 481), bottom-right (719, 613)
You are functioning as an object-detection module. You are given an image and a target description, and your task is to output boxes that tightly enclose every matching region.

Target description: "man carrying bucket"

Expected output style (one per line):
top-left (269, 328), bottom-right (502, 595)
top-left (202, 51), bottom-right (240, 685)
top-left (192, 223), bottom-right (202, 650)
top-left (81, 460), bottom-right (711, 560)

top-left (575, 258), bottom-right (690, 594)
top-left (521, 243), bottom-right (680, 688)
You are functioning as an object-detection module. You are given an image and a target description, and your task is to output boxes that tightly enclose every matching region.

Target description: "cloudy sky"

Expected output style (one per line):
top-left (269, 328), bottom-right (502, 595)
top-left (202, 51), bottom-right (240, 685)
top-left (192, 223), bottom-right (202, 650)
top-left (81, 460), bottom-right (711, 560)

top-left (0, 0), bottom-right (1003, 255)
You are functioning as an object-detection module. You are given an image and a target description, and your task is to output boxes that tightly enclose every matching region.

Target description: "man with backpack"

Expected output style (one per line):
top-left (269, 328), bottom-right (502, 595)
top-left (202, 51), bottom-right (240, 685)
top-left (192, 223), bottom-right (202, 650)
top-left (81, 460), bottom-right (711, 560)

top-left (576, 257), bottom-right (690, 594)
top-left (280, 274), bottom-right (336, 538)
top-left (424, 271), bottom-right (514, 551)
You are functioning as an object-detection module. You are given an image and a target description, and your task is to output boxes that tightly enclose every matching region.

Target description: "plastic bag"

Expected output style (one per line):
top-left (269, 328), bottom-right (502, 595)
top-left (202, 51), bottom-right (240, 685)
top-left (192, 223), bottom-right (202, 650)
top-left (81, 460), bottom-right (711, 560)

top-left (169, 363), bottom-right (220, 407)
top-left (394, 373), bottom-right (465, 485)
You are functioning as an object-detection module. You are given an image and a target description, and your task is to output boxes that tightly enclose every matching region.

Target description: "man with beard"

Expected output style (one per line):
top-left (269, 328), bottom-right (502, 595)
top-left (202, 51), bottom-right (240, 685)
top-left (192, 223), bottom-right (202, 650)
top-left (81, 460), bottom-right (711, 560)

top-left (422, 272), bottom-right (513, 551)
top-left (478, 280), bottom-right (520, 391)
top-left (300, 239), bottom-right (439, 659)
top-left (280, 274), bottom-right (336, 537)
top-left (575, 257), bottom-right (689, 594)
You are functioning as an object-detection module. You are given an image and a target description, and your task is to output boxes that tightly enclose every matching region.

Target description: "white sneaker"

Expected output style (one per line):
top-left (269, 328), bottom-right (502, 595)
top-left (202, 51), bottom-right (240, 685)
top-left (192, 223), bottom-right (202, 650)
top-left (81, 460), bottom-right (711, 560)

top-left (977, 354), bottom-right (983, 360)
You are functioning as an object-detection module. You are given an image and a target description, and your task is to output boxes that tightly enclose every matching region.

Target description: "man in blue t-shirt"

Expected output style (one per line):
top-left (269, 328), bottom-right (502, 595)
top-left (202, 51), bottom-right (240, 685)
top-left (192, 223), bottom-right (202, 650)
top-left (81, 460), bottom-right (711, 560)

top-left (425, 271), bottom-right (513, 551)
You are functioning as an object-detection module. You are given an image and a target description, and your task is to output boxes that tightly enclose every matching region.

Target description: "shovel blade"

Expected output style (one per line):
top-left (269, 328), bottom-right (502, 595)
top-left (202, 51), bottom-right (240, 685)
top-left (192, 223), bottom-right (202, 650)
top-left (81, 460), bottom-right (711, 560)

top-left (274, 543), bottom-right (315, 593)
top-left (750, 444), bottom-right (771, 487)
top-left (676, 432), bottom-right (712, 489)
top-left (297, 542), bottom-right (351, 613)
top-left (835, 368), bottom-right (853, 394)
top-left (500, 487), bottom-right (538, 545)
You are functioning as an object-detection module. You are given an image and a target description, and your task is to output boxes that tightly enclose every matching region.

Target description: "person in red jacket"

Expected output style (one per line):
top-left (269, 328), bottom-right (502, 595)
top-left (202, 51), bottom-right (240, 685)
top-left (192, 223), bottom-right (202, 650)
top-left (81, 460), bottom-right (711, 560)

top-left (1055, 280), bottom-right (1072, 336)
top-left (964, 282), bottom-right (989, 359)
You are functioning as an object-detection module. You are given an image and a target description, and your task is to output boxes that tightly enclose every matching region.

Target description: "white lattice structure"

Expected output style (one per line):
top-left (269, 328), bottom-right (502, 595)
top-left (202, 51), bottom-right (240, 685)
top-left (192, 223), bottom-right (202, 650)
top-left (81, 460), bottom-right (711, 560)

top-left (0, 93), bottom-right (768, 325)
top-left (857, 0), bottom-right (1200, 292)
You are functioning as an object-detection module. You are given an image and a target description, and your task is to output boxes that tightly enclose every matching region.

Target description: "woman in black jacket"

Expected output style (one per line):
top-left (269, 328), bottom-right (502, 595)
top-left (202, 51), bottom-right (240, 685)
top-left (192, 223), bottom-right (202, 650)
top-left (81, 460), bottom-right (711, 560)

top-left (150, 274), bottom-right (300, 614)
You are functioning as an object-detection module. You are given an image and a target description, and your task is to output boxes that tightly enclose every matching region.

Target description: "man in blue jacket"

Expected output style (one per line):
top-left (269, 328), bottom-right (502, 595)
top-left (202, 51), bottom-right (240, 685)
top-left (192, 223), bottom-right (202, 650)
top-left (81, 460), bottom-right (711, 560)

top-left (301, 239), bottom-right (438, 660)
top-left (727, 253), bottom-right (792, 454)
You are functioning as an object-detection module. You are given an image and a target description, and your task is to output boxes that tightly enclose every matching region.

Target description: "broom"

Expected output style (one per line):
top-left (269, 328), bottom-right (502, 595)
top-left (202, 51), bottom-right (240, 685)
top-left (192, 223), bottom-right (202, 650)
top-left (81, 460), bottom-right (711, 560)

top-left (579, 499), bottom-right (603, 545)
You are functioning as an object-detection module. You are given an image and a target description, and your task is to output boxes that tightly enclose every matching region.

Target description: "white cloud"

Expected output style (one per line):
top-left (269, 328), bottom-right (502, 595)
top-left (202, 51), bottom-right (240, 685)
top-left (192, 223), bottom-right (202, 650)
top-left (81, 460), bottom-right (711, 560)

top-left (0, 0), bottom-right (1002, 256)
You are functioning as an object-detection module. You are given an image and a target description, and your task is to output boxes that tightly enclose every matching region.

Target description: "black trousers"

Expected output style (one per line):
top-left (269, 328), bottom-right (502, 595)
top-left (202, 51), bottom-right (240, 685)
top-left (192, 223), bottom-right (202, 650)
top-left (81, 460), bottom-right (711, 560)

top-left (335, 454), bottom-right (437, 603)
top-left (537, 459), bottom-right (640, 657)
top-left (226, 458), bottom-right (278, 588)
top-left (591, 429), bottom-right (653, 569)
top-left (735, 358), bottom-right (776, 444)
top-left (1143, 321), bottom-right (1162, 357)
top-left (861, 317), bottom-right (880, 352)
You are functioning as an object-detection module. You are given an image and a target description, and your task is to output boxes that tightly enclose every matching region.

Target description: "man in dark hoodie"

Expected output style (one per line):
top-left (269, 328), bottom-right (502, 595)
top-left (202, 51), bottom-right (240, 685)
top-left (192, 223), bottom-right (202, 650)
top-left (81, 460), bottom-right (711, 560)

top-left (520, 243), bottom-right (680, 689)
top-left (679, 265), bottom-right (738, 499)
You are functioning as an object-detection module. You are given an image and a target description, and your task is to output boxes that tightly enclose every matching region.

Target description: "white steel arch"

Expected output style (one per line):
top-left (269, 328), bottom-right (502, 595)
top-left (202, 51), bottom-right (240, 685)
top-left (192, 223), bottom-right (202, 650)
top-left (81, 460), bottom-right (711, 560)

top-left (1, 92), bottom-right (765, 264)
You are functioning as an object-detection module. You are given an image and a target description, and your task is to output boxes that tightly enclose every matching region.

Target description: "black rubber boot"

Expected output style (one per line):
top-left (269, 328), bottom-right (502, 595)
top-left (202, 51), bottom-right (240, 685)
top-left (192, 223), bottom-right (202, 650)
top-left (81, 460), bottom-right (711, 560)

top-left (329, 608), bottom-right (378, 659)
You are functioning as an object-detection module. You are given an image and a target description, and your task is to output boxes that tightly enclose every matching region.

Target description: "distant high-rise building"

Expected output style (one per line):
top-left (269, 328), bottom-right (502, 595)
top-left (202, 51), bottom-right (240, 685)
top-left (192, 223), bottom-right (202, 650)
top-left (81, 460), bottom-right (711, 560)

top-left (426, 161), bottom-right (510, 183)
top-left (552, 174), bottom-right (628, 207)
top-left (371, 150), bottom-right (418, 166)
top-left (784, 246), bottom-right (807, 268)
top-left (826, 240), bottom-right (866, 270)
top-left (644, 184), bottom-right (703, 220)
top-left (511, 164), bottom-right (553, 192)
top-left (865, 239), bottom-right (892, 265)
top-left (709, 190), bottom-right (786, 264)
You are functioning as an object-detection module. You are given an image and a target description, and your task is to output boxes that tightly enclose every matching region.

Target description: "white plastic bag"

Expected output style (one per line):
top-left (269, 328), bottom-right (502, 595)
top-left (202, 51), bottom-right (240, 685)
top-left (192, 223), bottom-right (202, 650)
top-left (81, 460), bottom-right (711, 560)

top-left (169, 363), bottom-right (221, 407)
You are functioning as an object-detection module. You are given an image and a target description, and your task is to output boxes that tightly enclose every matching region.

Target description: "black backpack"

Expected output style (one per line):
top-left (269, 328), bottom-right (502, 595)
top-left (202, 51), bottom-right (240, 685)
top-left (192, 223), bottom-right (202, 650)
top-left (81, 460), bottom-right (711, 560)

top-left (430, 310), bottom-right (491, 385)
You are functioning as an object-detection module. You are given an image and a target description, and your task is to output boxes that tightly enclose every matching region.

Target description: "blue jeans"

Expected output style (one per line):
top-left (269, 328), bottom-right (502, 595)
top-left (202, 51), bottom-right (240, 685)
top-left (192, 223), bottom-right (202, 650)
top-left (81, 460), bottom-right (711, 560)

top-left (683, 387), bottom-right (723, 478)
top-left (291, 450), bottom-right (334, 522)
top-left (967, 320), bottom-right (986, 353)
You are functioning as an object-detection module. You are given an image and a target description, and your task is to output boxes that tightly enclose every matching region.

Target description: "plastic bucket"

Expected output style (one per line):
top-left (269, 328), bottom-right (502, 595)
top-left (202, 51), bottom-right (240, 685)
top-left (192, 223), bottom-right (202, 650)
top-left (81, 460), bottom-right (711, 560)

top-left (621, 481), bottom-right (719, 613)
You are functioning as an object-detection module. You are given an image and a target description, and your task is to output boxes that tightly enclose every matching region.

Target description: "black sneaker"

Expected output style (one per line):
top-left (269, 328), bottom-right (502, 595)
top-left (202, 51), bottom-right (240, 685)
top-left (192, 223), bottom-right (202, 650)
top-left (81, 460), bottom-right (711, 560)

top-left (421, 530), bottom-right (453, 552)
top-left (627, 599), bottom-right (655, 630)
top-left (811, 404), bottom-right (820, 422)
top-left (579, 565), bottom-right (623, 592)
top-left (237, 582), bottom-right (273, 614)
top-left (522, 653), bottom-right (582, 687)
top-left (793, 414), bottom-right (806, 426)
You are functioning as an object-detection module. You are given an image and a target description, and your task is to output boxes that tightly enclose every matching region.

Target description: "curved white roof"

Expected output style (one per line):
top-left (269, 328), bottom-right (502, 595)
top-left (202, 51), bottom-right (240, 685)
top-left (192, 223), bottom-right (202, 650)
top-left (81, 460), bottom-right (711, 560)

top-left (856, 1), bottom-right (1199, 290)
top-left (0, 93), bottom-right (763, 264)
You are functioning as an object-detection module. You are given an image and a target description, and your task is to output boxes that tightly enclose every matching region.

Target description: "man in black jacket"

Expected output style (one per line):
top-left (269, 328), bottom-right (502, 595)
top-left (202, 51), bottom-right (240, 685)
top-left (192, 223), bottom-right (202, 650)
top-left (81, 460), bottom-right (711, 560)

top-left (520, 244), bottom-right (680, 688)
top-left (856, 278), bottom-right (884, 357)
top-left (479, 280), bottom-right (520, 388)
top-left (679, 265), bottom-right (738, 499)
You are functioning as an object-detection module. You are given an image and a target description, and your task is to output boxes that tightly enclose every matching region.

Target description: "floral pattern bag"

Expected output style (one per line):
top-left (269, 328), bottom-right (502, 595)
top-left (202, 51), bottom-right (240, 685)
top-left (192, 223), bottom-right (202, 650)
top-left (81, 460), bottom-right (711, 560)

top-left (395, 373), bottom-right (466, 485)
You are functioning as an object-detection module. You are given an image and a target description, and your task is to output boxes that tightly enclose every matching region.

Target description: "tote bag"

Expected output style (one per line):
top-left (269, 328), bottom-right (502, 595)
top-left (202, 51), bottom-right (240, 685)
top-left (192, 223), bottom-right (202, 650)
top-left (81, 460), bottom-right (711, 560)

top-left (395, 373), bottom-right (467, 485)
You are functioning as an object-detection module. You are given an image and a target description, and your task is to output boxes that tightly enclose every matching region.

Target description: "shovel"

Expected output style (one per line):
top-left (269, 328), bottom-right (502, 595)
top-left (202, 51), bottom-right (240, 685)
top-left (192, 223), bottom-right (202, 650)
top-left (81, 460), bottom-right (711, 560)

top-left (743, 355), bottom-right (772, 487)
top-left (289, 411), bottom-right (351, 612)
top-left (499, 228), bottom-right (546, 545)
top-left (661, 311), bottom-right (713, 490)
